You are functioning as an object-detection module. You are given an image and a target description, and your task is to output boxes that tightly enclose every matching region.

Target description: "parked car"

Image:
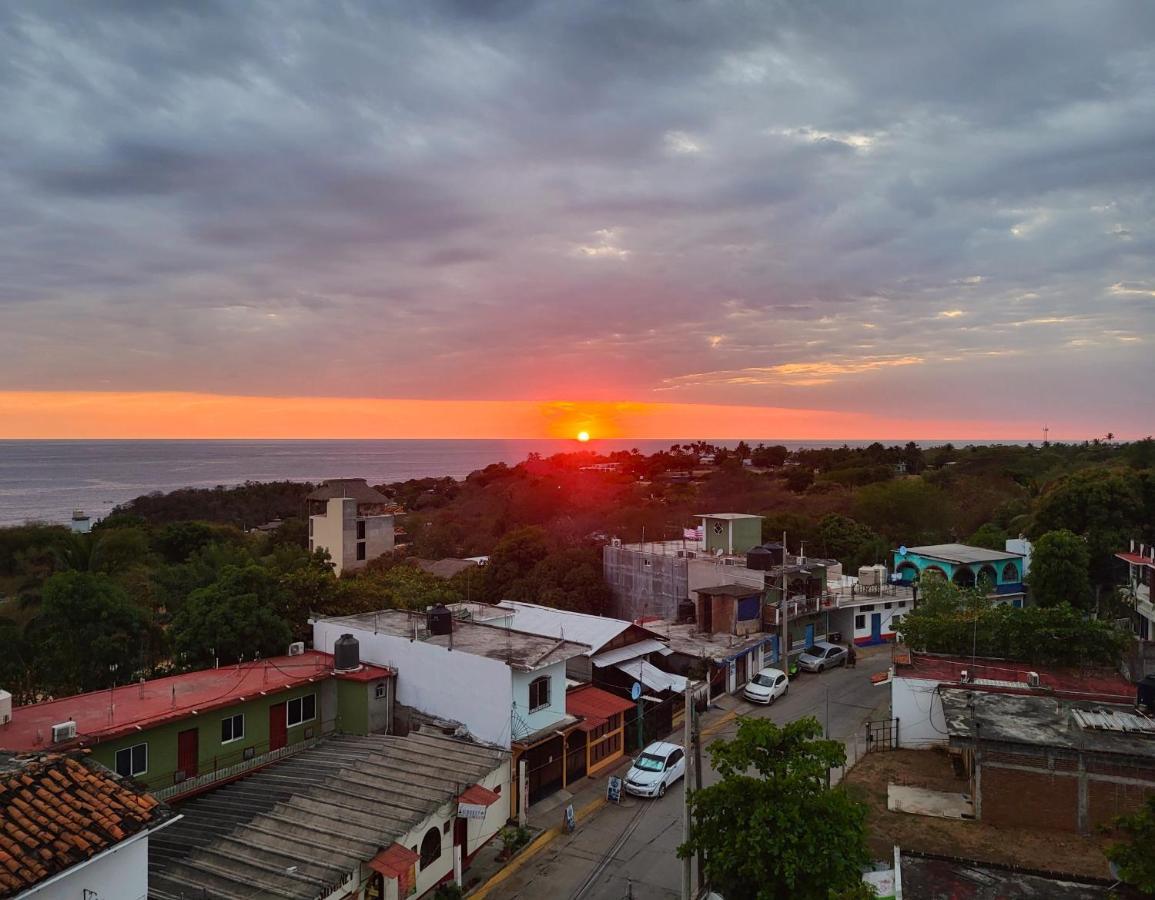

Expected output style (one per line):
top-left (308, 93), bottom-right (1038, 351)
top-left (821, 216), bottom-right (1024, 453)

top-left (624, 741), bottom-right (686, 798)
top-left (798, 641), bottom-right (848, 673)
top-left (743, 667), bottom-right (789, 704)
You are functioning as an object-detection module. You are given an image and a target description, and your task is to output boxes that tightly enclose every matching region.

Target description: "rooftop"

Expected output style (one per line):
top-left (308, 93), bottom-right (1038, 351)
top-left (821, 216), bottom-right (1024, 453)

top-left (643, 619), bottom-right (773, 661)
top-left (694, 583), bottom-right (764, 598)
top-left (0, 651), bottom-right (393, 752)
top-left (0, 752), bottom-right (173, 898)
top-left (318, 610), bottom-right (590, 671)
top-left (149, 732), bottom-right (506, 900)
top-left (899, 852), bottom-right (1115, 900)
top-left (897, 652), bottom-right (1134, 702)
top-left (306, 478), bottom-right (391, 505)
top-left (494, 600), bottom-right (649, 655)
top-left (939, 689), bottom-right (1155, 761)
top-left (1116, 551), bottom-right (1155, 570)
top-left (899, 543), bottom-right (1024, 565)
top-left (412, 557), bottom-right (478, 579)
top-left (697, 513), bottom-right (763, 521)
top-left (565, 684), bottom-right (634, 727)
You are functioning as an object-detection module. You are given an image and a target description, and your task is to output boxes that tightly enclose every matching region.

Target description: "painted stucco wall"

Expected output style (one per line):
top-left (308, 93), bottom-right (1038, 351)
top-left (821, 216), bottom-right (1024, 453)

top-left (510, 662), bottom-right (568, 740)
top-left (90, 682), bottom-right (330, 791)
top-left (687, 557), bottom-right (766, 595)
top-left (891, 677), bottom-right (948, 749)
top-left (22, 829), bottom-right (149, 899)
top-left (313, 621), bottom-right (513, 747)
top-left (840, 599), bottom-right (912, 645)
top-left (309, 498), bottom-right (395, 575)
top-left (701, 516), bottom-right (762, 556)
top-left (893, 551), bottom-right (1023, 587)
top-left (333, 677), bottom-right (391, 735)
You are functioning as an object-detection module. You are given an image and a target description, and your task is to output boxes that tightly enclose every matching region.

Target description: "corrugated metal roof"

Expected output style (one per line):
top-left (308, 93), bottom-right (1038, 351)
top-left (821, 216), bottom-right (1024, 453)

top-left (1072, 708), bottom-right (1155, 735)
top-left (497, 601), bottom-right (633, 655)
top-left (614, 659), bottom-right (688, 694)
top-left (590, 639), bottom-right (669, 668)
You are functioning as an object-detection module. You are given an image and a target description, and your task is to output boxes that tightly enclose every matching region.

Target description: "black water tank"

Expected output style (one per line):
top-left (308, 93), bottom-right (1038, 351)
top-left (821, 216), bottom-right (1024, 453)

top-left (1138, 675), bottom-right (1155, 712)
top-left (428, 603), bottom-right (453, 636)
top-left (746, 545), bottom-right (775, 570)
top-left (677, 599), bottom-right (697, 624)
top-left (333, 633), bottom-right (360, 672)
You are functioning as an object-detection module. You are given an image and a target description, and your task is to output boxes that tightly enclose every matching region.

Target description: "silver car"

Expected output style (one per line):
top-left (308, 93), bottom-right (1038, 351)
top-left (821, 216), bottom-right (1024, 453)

top-left (797, 641), bottom-right (848, 673)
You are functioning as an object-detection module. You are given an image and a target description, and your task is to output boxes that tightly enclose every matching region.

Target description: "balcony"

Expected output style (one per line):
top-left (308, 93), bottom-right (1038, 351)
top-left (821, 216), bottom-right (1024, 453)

top-left (763, 595), bottom-right (830, 626)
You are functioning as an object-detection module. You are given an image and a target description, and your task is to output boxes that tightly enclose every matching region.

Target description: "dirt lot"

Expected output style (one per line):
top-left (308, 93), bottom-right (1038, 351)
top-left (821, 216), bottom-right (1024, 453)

top-left (842, 748), bottom-right (1114, 879)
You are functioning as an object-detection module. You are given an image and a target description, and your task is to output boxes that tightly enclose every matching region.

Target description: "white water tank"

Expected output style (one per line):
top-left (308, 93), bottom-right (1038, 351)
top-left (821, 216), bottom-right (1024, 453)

top-left (858, 566), bottom-right (878, 587)
top-left (873, 564), bottom-right (889, 583)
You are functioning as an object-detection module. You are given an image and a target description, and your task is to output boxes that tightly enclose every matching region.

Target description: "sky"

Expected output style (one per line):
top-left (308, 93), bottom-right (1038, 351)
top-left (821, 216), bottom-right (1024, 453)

top-left (0, 1), bottom-right (1152, 440)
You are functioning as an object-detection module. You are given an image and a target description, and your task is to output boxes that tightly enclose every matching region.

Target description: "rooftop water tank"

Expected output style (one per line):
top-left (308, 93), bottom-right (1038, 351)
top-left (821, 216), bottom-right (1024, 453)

top-left (333, 633), bottom-right (361, 672)
top-left (746, 546), bottom-right (775, 570)
top-left (428, 603), bottom-right (453, 636)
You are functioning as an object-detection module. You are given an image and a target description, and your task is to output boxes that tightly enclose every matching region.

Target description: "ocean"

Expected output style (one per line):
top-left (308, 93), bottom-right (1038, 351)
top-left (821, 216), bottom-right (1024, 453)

top-left (0, 438), bottom-right (1013, 527)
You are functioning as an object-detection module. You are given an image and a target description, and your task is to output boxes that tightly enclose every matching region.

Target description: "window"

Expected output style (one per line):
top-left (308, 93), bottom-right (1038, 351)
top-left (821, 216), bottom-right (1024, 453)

top-left (356, 542), bottom-right (366, 561)
top-left (287, 694), bottom-right (317, 727)
top-left (221, 713), bottom-right (245, 744)
top-left (884, 602), bottom-right (892, 610)
top-left (528, 676), bottom-right (550, 712)
top-left (356, 520), bottom-right (366, 540)
top-left (420, 826), bottom-right (441, 870)
top-left (862, 604), bottom-right (875, 612)
top-left (374, 681), bottom-right (387, 700)
top-left (115, 743), bottom-right (148, 778)
top-left (667, 749), bottom-right (684, 767)
top-left (897, 601), bottom-right (906, 608)
top-left (855, 615), bottom-right (865, 629)
top-left (1002, 562), bottom-right (1018, 582)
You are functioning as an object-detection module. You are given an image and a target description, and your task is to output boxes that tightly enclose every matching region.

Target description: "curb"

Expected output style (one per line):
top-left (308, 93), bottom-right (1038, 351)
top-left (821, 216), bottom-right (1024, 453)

top-left (468, 795), bottom-right (608, 898)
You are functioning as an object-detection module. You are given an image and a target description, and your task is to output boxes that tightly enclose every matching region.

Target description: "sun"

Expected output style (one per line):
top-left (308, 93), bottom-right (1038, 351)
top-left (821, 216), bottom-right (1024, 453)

top-left (576, 431), bottom-right (591, 442)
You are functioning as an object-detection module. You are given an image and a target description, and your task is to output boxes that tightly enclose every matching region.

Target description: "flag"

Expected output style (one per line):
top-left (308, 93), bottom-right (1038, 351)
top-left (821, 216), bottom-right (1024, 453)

top-left (683, 526), bottom-right (704, 540)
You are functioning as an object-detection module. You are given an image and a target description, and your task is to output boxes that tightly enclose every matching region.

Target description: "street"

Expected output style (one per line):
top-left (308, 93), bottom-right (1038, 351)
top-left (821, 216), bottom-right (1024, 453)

top-left (490, 651), bottom-right (893, 899)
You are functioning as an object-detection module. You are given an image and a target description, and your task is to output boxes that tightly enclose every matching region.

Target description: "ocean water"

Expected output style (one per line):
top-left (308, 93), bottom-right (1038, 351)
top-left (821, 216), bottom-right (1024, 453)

top-left (0, 437), bottom-right (1015, 527)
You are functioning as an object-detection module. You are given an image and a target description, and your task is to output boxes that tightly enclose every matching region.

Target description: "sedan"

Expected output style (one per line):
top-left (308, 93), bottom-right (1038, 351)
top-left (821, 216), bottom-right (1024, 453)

top-left (624, 741), bottom-right (686, 798)
top-left (743, 667), bottom-right (789, 705)
top-left (797, 641), bottom-right (848, 673)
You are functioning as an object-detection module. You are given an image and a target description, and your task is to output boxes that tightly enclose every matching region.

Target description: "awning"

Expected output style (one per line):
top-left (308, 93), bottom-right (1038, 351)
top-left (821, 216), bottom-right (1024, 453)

top-left (458, 783), bottom-right (501, 818)
top-left (614, 659), bottom-right (688, 694)
top-left (369, 843), bottom-right (419, 879)
top-left (577, 716), bottom-right (609, 733)
top-left (591, 639), bottom-right (669, 668)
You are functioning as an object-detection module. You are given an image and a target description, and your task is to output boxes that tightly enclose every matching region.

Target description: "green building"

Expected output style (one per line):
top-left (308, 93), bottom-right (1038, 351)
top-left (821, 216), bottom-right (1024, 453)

top-left (699, 513), bottom-right (764, 556)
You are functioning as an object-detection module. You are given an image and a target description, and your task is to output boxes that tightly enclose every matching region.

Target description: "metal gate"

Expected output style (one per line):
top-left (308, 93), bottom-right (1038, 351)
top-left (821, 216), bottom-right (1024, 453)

top-left (865, 718), bottom-right (899, 752)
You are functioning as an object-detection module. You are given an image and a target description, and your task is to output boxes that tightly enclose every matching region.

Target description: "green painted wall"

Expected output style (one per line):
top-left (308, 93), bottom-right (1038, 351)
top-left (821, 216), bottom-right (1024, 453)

top-left (335, 678), bottom-right (369, 735)
top-left (89, 683), bottom-right (325, 791)
top-left (702, 516), bottom-right (763, 555)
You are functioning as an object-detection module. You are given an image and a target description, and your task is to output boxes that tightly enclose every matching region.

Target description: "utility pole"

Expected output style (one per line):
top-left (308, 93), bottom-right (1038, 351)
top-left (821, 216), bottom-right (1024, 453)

top-left (825, 686), bottom-right (831, 789)
top-left (692, 697), bottom-right (705, 893)
top-left (779, 530), bottom-right (789, 670)
top-left (682, 683), bottom-right (693, 900)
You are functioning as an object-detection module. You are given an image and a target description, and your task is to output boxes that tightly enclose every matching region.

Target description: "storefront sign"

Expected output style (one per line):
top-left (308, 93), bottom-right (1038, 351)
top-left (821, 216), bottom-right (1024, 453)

top-left (458, 802), bottom-right (488, 820)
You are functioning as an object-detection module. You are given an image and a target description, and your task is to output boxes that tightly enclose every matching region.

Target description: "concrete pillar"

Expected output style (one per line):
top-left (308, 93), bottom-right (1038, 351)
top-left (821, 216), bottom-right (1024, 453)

top-left (1077, 752), bottom-right (1088, 834)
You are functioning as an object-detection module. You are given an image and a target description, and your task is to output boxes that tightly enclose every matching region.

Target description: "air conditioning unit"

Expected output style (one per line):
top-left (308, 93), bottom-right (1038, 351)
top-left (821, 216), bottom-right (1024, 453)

top-left (51, 721), bottom-right (77, 743)
top-left (685, 551), bottom-right (696, 559)
top-left (1027, 671), bottom-right (1040, 688)
top-left (958, 670), bottom-right (970, 684)
top-left (288, 642), bottom-right (305, 656)
top-left (611, 538), bottom-right (622, 548)
top-left (723, 558), bottom-right (735, 566)
top-left (676, 550), bottom-right (686, 558)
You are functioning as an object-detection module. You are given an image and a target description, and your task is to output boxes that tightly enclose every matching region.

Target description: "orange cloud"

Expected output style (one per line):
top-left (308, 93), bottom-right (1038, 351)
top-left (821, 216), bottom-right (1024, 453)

top-left (0, 391), bottom-right (1042, 440)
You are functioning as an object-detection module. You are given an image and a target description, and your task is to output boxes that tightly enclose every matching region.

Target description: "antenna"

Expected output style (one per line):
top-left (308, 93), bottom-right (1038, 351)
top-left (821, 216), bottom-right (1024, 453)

top-left (1043, 424), bottom-right (1049, 444)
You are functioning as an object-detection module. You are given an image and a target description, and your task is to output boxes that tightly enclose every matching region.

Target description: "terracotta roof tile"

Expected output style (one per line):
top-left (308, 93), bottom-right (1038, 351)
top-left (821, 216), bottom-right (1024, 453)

top-left (0, 752), bottom-right (171, 898)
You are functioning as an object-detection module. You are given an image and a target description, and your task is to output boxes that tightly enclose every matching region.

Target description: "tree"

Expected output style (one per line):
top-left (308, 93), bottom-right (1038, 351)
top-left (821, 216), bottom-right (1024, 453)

top-left (816, 514), bottom-right (880, 565)
top-left (171, 565), bottom-right (292, 666)
top-left (966, 523), bottom-right (1008, 551)
top-left (1104, 795), bottom-right (1155, 893)
top-left (678, 716), bottom-right (869, 900)
top-left (35, 572), bottom-right (151, 694)
top-left (853, 479), bottom-right (954, 545)
top-left (1029, 529), bottom-right (1092, 610)
top-left (481, 526), bottom-right (552, 601)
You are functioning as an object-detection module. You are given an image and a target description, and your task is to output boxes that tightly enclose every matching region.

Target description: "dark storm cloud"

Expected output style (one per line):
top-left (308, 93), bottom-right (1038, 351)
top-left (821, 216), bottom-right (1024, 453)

top-left (0, 0), bottom-right (1152, 430)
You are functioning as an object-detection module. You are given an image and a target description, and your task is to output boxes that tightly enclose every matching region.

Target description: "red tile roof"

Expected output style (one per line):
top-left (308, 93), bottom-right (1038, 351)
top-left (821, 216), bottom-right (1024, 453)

top-left (567, 684), bottom-right (634, 721)
top-left (899, 652), bottom-right (1134, 702)
top-left (1116, 552), bottom-right (1155, 569)
top-left (458, 783), bottom-right (501, 807)
top-left (1, 651), bottom-right (393, 752)
top-left (0, 753), bottom-right (171, 897)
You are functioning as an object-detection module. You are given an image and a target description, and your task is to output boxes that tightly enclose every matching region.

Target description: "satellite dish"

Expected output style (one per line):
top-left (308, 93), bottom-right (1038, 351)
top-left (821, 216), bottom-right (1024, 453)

top-left (630, 682), bottom-right (642, 701)
top-left (898, 545), bottom-right (908, 556)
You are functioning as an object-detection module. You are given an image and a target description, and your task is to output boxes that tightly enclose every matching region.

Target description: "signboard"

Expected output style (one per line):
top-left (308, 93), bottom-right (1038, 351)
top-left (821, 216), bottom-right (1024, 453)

top-left (607, 775), bottom-right (623, 804)
top-left (630, 681), bottom-right (642, 701)
top-left (457, 801), bottom-right (488, 820)
top-left (563, 803), bottom-right (576, 833)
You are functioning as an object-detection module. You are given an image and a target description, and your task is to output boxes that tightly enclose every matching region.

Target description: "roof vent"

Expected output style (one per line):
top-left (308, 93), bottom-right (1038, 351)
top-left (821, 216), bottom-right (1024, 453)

top-left (1026, 671), bottom-right (1040, 688)
top-left (51, 721), bottom-right (77, 743)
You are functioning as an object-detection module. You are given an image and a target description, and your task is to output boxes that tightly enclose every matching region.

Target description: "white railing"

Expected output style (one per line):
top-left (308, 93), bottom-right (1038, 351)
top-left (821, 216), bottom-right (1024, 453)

top-left (151, 736), bottom-right (322, 802)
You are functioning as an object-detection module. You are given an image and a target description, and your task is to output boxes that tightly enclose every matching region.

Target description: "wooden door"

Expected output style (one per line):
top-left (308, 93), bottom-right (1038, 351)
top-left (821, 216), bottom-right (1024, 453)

top-left (269, 702), bottom-right (287, 751)
top-left (177, 727), bottom-right (199, 778)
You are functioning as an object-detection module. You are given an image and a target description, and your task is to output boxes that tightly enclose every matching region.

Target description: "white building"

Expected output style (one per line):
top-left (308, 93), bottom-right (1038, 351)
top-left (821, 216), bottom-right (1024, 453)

top-left (306, 478), bottom-right (396, 575)
top-left (1117, 541), bottom-right (1155, 641)
top-left (2, 752), bottom-right (176, 899)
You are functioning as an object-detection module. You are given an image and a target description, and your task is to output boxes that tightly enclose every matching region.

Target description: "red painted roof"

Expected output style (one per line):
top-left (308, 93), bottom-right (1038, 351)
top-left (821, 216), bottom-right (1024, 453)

top-left (369, 842), bottom-right (419, 879)
top-left (566, 684), bottom-right (634, 721)
top-left (458, 783), bottom-right (501, 807)
top-left (1116, 552), bottom-right (1155, 569)
top-left (0, 651), bottom-right (393, 752)
top-left (899, 652), bottom-right (1133, 702)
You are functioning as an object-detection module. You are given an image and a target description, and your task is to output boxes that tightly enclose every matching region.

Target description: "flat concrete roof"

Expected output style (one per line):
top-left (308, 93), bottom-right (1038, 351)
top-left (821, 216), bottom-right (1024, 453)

top-left (149, 732), bottom-right (507, 900)
top-left (695, 583), bottom-right (764, 598)
top-left (320, 609), bottom-right (590, 671)
top-left (643, 619), bottom-right (772, 661)
top-left (697, 513), bottom-right (763, 520)
top-left (899, 543), bottom-right (1024, 565)
top-left (939, 689), bottom-right (1155, 761)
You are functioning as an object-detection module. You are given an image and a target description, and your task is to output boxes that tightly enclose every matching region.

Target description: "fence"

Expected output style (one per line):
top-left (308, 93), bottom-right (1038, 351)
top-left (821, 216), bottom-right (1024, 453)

top-left (151, 735), bottom-right (322, 802)
top-left (864, 718), bottom-right (900, 753)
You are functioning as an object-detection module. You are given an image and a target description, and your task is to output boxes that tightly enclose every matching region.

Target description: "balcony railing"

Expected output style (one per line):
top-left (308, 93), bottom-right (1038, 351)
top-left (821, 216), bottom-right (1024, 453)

top-left (151, 735), bottom-right (322, 802)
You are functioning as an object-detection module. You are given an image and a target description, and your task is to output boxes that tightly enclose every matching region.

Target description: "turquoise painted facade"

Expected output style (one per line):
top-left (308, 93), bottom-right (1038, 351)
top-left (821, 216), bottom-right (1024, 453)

top-left (892, 545), bottom-right (1025, 601)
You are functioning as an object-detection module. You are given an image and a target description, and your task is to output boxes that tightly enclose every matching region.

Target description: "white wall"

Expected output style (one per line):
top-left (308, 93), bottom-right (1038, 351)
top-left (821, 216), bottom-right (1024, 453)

top-left (510, 662), bottom-right (568, 739)
top-left (687, 557), bottom-right (766, 595)
top-left (846, 599), bottom-right (911, 644)
top-left (23, 829), bottom-right (149, 900)
top-left (313, 622), bottom-right (514, 747)
top-left (891, 677), bottom-right (948, 749)
top-left (310, 497), bottom-right (354, 575)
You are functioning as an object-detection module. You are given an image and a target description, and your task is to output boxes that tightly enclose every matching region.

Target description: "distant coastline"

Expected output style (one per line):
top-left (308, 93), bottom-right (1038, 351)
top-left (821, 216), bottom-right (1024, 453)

top-left (0, 437), bottom-right (1036, 527)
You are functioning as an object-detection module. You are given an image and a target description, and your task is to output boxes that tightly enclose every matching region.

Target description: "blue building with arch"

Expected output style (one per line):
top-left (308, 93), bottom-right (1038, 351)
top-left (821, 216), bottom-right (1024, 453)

top-left (893, 543), bottom-right (1026, 607)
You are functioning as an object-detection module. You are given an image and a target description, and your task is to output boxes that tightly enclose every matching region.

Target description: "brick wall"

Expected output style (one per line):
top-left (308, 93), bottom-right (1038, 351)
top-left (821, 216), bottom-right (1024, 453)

top-left (981, 764), bottom-right (1079, 831)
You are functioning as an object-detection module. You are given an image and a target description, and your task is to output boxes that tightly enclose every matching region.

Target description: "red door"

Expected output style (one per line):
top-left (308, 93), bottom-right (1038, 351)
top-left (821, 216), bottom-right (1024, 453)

top-left (177, 728), bottom-right (199, 778)
top-left (454, 817), bottom-right (469, 864)
top-left (269, 702), bottom-right (287, 751)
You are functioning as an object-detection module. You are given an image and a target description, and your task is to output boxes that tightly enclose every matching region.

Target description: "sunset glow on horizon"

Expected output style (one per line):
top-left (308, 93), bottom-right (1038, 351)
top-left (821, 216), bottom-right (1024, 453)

top-left (0, 391), bottom-right (1129, 443)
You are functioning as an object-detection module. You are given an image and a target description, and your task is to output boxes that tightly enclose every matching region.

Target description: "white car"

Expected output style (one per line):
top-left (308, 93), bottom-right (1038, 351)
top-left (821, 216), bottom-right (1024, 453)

top-left (624, 741), bottom-right (686, 798)
top-left (743, 667), bottom-right (789, 704)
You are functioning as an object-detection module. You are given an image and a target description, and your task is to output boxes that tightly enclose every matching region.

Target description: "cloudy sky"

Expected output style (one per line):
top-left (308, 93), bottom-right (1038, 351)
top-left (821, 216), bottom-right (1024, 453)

top-left (1, 1), bottom-right (1152, 439)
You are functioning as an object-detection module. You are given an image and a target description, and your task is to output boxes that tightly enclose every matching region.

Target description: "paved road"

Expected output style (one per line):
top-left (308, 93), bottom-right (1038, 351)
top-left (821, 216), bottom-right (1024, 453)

top-left (493, 652), bottom-right (893, 900)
